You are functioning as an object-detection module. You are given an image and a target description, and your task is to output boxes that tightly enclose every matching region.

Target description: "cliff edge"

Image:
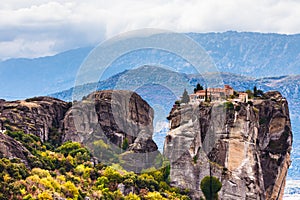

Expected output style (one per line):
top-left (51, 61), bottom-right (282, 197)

top-left (164, 91), bottom-right (292, 199)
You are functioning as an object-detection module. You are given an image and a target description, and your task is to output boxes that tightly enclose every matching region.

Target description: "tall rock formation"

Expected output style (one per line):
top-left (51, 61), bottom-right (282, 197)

top-left (62, 90), bottom-right (159, 172)
top-left (164, 91), bottom-right (292, 200)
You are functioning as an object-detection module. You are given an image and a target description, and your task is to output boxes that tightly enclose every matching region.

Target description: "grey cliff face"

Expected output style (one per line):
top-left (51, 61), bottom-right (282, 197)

top-left (164, 91), bottom-right (292, 200)
top-left (62, 90), bottom-right (159, 172)
top-left (62, 90), bottom-right (157, 152)
top-left (0, 97), bottom-right (71, 142)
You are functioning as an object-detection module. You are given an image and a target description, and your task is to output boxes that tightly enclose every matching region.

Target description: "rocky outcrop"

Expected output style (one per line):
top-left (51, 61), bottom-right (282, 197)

top-left (62, 90), bottom-right (159, 172)
top-left (62, 90), bottom-right (157, 152)
top-left (0, 91), bottom-right (159, 171)
top-left (0, 132), bottom-right (32, 167)
top-left (0, 97), bottom-right (71, 142)
top-left (164, 91), bottom-right (292, 199)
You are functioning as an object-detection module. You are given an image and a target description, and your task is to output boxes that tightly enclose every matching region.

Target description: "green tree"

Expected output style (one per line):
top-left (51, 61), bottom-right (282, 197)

top-left (194, 83), bottom-right (204, 93)
top-left (253, 86), bottom-right (257, 97)
top-left (103, 166), bottom-right (123, 184)
top-left (56, 141), bottom-right (82, 157)
top-left (197, 83), bottom-right (204, 91)
top-left (181, 89), bottom-right (190, 104)
top-left (122, 138), bottom-right (129, 150)
top-left (223, 102), bottom-right (234, 110)
top-left (257, 89), bottom-right (264, 97)
top-left (205, 89), bottom-right (208, 102)
top-left (200, 176), bottom-right (222, 200)
top-left (246, 89), bottom-right (253, 99)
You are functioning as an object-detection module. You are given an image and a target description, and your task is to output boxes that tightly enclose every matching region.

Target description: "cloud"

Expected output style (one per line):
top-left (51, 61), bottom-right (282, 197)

top-left (0, 0), bottom-right (300, 60)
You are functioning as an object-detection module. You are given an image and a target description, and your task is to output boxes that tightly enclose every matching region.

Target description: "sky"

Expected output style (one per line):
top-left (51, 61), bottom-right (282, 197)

top-left (0, 0), bottom-right (300, 60)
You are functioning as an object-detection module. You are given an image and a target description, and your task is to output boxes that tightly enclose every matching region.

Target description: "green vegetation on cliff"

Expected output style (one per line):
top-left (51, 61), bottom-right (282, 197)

top-left (0, 131), bottom-right (190, 200)
top-left (200, 176), bottom-right (222, 200)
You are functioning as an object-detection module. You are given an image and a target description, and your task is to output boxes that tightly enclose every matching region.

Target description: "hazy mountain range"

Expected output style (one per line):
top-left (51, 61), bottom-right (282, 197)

top-left (1, 31), bottom-right (300, 99)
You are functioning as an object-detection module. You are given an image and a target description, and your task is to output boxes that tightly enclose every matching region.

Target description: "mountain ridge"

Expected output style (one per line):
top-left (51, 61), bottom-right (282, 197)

top-left (1, 31), bottom-right (300, 99)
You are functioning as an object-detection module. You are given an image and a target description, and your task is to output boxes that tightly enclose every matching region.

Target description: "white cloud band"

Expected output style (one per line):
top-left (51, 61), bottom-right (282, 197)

top-left (0, 0), bottom-right (299, 59)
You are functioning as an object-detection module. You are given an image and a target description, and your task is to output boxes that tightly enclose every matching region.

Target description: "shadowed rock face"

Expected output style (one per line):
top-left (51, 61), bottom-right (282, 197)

top-left (164, 91), bottom-right (292, 200)
top-left (0, 132), bottom-right (32, 167)
top-left (62, 90), bottom-right (157, 153)
top-left (62, 90), bottom-right (159, 172)
top-left (0, 97), bottom-right (71, 142)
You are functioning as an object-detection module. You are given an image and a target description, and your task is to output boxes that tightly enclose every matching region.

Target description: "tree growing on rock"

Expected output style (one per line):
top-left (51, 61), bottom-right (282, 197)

top-left (253, 86), bottom-right (258, 97)
top-left (254, 86), bottom-right (264, 97)
top-left (181, 89), bottom-right (190, 104)
top-left (200, 176), bottom-right (222, 200)
top-left (205, 88), bottom-right (208, 102)
top-left (122, 138), bottom-right (129, 150)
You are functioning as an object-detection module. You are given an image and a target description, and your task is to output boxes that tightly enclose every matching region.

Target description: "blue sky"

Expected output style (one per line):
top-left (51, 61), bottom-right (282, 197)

top-left (1, 0), bottom-right (300, 60)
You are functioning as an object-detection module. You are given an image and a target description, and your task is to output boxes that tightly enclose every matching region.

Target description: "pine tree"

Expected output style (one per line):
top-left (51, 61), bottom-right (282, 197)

top-left (197, 83), bottom-right (203, 91)
top-left (122, 138), bottom-right (129, 150)
top-left (253, 86), bottom-right (257, 97)
top-left (205, 88), bottom-right (208, 102)
top-left (181, 89), bottom-right (190, 104)
top-left (200, 176), bottom-right (222, 200)
top-left (194, 83), bottom-right (204, 93)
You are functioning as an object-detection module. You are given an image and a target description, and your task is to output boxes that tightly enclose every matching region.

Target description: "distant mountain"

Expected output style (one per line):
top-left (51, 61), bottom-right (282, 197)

top-left (187, 31), bottom-right (300, 77)
top-left (1, 31), bottom-right (300, 99)
top-left (256, 75), bottom-right (300, 119)
top-left (50, 66), bottom-right (298, 118)
top-left (51, 66), bottom-right (189, 113)
top-left (0, 47), bottom-right (92, 99)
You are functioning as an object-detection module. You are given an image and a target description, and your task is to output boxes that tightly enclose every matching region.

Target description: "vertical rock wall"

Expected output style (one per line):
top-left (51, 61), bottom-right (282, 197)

top-left (164, 91), bottom-right (292, 200)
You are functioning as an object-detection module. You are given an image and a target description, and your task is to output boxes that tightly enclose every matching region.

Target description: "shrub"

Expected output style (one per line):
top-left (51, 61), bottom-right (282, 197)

top-left (102, 167), bottom-right (123, 184)
top-left (55, 142), bottom-right (91, 166)
top-left (158, 181), bottom-right (169, 191)
top-left (91, 140), bottom-right (119, 163)
top-left (259, 117), bottom-right (267, 125)
top-left (175, 100), bottom-right (181, 106)
top-left (62, 181), bottom-right (80, 199)
top-left (31, 168), bottom-right (50, 178)
top-left (96, 176), bottom-right (109, 189)
top-left (235, 105), bottom-right (241, 112)
top-left (23, 194), bottom-right (34, 200)
top-left (247, 101), bottom-right (253, 106)
top-left (223, 102), bottom-right (234, 110)
top-left (37, 191), bottom-right (52, 200)
top-left (200, 176), bottom-right (222, 200)
top-left (193, 155), bottom-right (198, 164)
top-left (122, 138), bottom-right (129, 150)
top-left (136, 174), bottom-right (159, 191)
top-left (125, 193), bottom-right (141, 200)
top-left (48, 127), bottom-right (63, 148)
top-left (144, 191), bottom-right (166, 200)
